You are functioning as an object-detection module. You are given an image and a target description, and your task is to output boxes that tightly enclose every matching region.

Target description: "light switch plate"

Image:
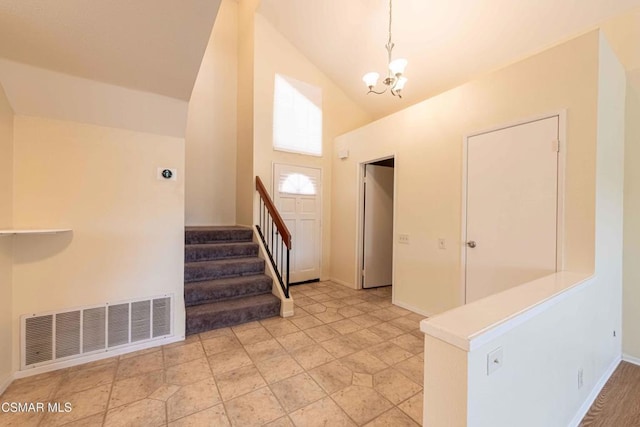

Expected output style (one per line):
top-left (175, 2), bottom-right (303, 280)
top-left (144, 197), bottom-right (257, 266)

top-left (398, 234), bottom-right (409, 244)
top-left (487, 347), bottom-right (503, 375)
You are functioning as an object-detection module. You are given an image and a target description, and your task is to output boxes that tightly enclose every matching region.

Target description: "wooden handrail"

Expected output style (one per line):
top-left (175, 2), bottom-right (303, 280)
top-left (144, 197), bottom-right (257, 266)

top-left (256, 176), bottom-right (291, 249)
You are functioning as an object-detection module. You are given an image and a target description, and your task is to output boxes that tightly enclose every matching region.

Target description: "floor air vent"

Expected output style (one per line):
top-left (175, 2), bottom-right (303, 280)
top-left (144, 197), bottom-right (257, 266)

top-left (21, 295), bottom-right (173, 369)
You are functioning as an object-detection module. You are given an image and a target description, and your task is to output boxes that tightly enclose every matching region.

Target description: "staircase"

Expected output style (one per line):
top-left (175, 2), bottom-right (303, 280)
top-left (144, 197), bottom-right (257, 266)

top-left (184, 226), bottom-right (281, 335)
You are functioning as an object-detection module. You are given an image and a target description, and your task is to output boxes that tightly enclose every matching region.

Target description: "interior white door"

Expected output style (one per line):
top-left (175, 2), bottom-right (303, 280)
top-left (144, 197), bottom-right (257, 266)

top-left (273, 164), bottom-right (321, 283)
top-left (465, 116), bottom-right (559, 303)
top-left (363, 164), bottom-right (394, 288)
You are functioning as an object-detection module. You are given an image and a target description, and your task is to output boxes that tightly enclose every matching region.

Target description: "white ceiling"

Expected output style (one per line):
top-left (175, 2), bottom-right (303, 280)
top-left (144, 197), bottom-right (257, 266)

top-left (0, 0), bottom-right (221, 101)
top-left (259, 0), bottom-right (640, 119)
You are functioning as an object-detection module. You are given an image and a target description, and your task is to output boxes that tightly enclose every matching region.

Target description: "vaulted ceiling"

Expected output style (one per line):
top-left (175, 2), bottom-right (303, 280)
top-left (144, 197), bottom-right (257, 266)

top-left (259, 0), bottom-right (640, 119)
top-left (0, 0), bottom-right (221, 101)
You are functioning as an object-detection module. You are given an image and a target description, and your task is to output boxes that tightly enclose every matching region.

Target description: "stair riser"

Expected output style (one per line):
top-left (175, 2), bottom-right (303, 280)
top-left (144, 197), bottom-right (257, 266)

top-left (185, 280), bottom-right (272, 306)
top-left (185, 260), bottom-right (265, 283)
top-left (186, 300), bottom-right (280, 335)
top-left (185, 229), bottom-right (253, 245)
top-left (185, 244), bottom-right (258, 263)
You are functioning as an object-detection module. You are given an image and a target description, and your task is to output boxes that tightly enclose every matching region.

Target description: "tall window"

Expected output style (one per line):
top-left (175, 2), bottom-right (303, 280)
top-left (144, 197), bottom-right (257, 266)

top-left (273, 74), bottom-right (322, 156)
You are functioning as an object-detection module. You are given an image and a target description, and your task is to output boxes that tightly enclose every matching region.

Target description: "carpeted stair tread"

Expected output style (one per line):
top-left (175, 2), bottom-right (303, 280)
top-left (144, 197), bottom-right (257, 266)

top-left (186, 293), bottom-right (280, 334)
top-left (185, 242), bottom-right (258, 262)
top-left (185, 257), bottom-right (265, 283)
top-left (185, 226), bottom-right (253, 245)
top-left (184, 274), bottom-right (273, 306)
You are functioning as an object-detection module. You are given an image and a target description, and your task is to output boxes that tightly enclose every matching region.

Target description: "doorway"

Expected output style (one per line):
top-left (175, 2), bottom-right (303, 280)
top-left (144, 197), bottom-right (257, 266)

top-left (273, 164), bottom-right (322, 284)
top-left (463, 114), bottom-right (563, 303)
top-left (360, 157), bottom-right (395, 289)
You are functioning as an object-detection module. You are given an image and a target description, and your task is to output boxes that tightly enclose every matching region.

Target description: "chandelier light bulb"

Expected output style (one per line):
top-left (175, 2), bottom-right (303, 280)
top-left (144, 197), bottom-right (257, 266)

top-left (389, 58), bottom-right (408, 76)
top-left (362, 72), bottom-right (380, 88)
top-left (394, 76), bottom-right (408, 91)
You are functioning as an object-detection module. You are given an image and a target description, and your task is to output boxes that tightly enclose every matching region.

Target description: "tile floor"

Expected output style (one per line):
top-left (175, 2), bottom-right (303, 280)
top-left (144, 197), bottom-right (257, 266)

top-left (0, 281), bottom-right (425, 426)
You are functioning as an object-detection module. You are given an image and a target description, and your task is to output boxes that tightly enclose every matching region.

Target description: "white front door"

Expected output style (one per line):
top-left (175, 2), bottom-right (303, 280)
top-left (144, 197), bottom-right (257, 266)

top-left (273, 164), bottom-right (321, 283)
top-left (465, 116), bottom-right (559, 303)
top-left (363, 164), bottom-right (394, 288)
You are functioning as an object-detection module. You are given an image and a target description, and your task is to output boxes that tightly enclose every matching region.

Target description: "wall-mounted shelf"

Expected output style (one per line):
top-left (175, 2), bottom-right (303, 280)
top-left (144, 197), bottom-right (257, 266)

top-left (0, 229), bottom-right (72, 236)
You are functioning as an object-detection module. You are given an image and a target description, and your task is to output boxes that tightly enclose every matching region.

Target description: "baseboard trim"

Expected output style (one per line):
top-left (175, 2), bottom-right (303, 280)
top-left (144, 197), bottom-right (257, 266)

top-left (13, 335), bottom-right (183, 380)
top-left (328, 277), bottom-right (356, 289)
top-left (622, 353), bottom-right (640, 366)
top-left (393, 299), bottom-right (435, 318)
top-left (0, 371), bottom-right (14, 395)
top-left (568, 354), bottom-right (621, 427)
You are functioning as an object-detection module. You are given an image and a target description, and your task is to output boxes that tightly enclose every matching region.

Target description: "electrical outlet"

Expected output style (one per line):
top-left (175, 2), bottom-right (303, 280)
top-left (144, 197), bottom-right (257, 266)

top-left (487, 347), bottom-right (503, 375)
top-left (438, 238), bottom-right (446, 250)
top-left (578, 368), bottom-right (584, 389)
top-left (399, 234), bottom-right (410, 244)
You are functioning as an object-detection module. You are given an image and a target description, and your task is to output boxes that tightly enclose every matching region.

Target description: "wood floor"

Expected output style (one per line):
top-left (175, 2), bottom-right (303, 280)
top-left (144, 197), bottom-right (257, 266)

top-left (581, 361), bottom-right (640, 426)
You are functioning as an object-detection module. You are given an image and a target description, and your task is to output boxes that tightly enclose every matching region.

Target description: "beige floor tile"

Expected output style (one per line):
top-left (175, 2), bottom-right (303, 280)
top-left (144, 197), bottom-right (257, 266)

top-left (353, 302), bottom-right (382, 312)
top-left (293, 296), bottom-right (316, 307)
top-left (364, 407), bottom-right (419, 427)
top-left (0, 411), bottom-right (44, 427)
top-left (322, 299), bottom-right (349, 309)
top-left (394, 355), bottom-right (424, 383)
top-left (104, 398), bottom-right (165, 427)
top-left (168, 404), bottom-right (231, 427)
top-left (337, 306), bottom-right (365, 318)
top-left (231, 320), bottom-right (263, 332)
top-left (215, 365), bottom-right (266, 401)
top-left (369, 342), bottom-right (414, 365)
top-left (331, 385), bottom-right (393, 425)
top-left (320, 335), bottom-right (363, 358)
top-left (389, 316), bottom-right (419, 331)
top-left (269, 373), bottom-right (326, 412)
top-left (290, 315), bottom-right (324, 330)
top-left (350, 314), bottom-right (382, 328)
top-left (201, 334), bottom-right (242, 356)
top-left (56, 363), bottom-right (117, 397)
top-left (166, 377), bottom-right (221, 422)
top-left (370, 309), bottom-right (402, 322)
top-left (347, 329), bottom-right (385, 348)
top-left (41, 384), bottom-right (111, 427)
top-left (149, 383), bottom-right (181, 401)
top-left (244, 338), bottom-right (286, 362)
top-left (340, 350), bottom-right (388, 375)
top-left (329, 319), bottom-right (362, 335)
top-left (309, 293), bottom-right (333, 303)
top-left (373, 368), bottom-right (423, 405)
top-left (391, 334), bottom-right (424, 354)
top-left (255, 354), bottom-right (305, 384)
top-left (207, 348), bottom-right (253, 375)
top-left (61, 413), bottom-right (105, 426)
top-left (164, 341), bottom-right (205, 367)
top-left (225, 387), bottom-right (285, 427)
top-left (353, 372), bottom-right (373, 388)
top-left (277, 331), bottom-right (316, 351)
top-left (290, 345), bottom-right (335, 370)
top-left (398, 391), bottom-right (423, 424)
top-left (289, 396), bottom-right (356, 427)
top-left (314, 310), bottom-right (345, 324)
top-left (1, 372), bottom-right (63, 402)
top-left (164, 335), bottom-right (201, 349)
top-left (109, 369), bottom-right (164, 408)
top-left (368, 322), bottom-right (405, 340)
top-left (165, 357), bottom-right (212, 386)
top-left (264, 416), bottom-right (295, 427)
top-left (116, 351), bottom-right (164, 380)
top-left (304, 325), bottom-right (341, 343)
top-left (305, 359), bottom-right (352, 393)
top-left (303, 303), bottom-right (327, 314)
top-left (7, 369), bottom-right (64, 388)
top-left (234, 326), bottom-right (273, 345)
top-left (199, 327), bottom-right (234, 341)
top-left (341, 297), bottom-right (366, 306)
top-left (119, 347), bottom-right (161, 360)
top-left (261, 319), bottom-right (300, 337)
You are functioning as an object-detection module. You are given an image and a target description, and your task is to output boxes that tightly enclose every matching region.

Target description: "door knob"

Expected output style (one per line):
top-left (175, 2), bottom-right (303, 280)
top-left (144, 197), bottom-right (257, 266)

top-left (467, 241), bottom-right (477, 248)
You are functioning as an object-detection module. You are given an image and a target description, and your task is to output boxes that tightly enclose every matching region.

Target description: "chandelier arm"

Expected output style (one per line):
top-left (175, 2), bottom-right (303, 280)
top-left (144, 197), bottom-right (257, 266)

top-left (367, 87), bottom-right (388, 95)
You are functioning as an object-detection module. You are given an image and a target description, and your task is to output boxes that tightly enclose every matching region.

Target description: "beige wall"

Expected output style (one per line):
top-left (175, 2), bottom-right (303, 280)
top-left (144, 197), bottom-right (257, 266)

top-left (186, 0), bottom-right (238, 226)
top-left (0, 82), bottom-right (13, 389)
top-left (11, 116), bottom-right (185, 369)
top-left (623, 72), bottom-right (640, 359)
top-left (253, 14), bottom-right (371, 279)
top-left (236, 0), bottom-right (260, 226)
top-left (333, 32), bottom-right (600, 315)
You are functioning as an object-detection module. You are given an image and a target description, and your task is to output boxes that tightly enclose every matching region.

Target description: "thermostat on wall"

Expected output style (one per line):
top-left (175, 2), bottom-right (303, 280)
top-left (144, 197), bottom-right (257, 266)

top-left (157, 168), bottom-right (177, 181)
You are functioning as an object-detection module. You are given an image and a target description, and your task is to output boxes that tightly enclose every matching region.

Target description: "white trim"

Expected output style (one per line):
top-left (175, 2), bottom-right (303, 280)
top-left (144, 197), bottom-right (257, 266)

top-left (622, 353), bottom-right (640, 366)
top-left (392, 300), bottom-right (435, 318)
top-left (0, 372), bottom-right (14, 395)
top-left (568, 355), bottom-right (620, 427)
top-left (328, 277), bottom-right (357, 290)
top-left (14, 335), bottom-right (182, 379)
top-left (460, 111), bottom-right (566, 304)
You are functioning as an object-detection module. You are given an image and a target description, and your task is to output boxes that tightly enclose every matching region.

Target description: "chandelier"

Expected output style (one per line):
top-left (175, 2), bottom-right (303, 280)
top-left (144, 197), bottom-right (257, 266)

top-left (362, 0), bottom-right (408, 98)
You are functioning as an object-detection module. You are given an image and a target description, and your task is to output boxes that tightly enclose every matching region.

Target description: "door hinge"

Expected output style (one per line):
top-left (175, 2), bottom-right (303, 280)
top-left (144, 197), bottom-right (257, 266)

top-left (552, 139), bottom-right (560, 152)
